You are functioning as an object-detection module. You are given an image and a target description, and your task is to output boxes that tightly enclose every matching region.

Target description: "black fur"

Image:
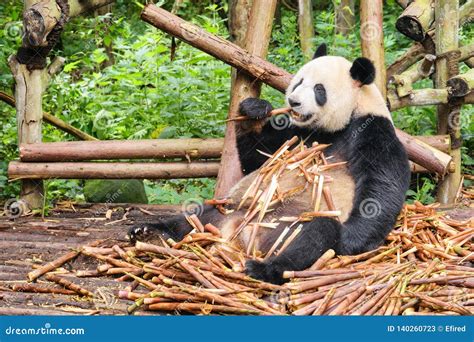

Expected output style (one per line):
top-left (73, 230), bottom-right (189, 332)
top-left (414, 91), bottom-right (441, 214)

top-left (313, 43), bottom-right (327, 59)
top-left (350, 57), bottom-right (376, 85)
top-left (236, 105), bottom-right (410, 283)
top-left (128, 205), bottom-right (222, 243)
top-left (313, 84), bottom-right (327, 106)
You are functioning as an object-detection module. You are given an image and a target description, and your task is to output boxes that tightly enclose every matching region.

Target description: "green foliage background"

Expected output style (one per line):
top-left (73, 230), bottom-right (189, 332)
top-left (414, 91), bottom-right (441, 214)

top-left (0, 0), bottom-right (472, 206)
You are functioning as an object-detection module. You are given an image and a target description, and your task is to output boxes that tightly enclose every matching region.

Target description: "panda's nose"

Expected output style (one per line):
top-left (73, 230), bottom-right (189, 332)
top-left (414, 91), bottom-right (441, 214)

top-left (288, 98), bottom-right (301, 107)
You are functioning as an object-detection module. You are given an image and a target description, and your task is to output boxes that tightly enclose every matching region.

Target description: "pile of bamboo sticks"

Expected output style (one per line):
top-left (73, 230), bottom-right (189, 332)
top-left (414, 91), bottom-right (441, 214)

top-left (227, 136), bottom-right (345, 256)
top-left (12, 138), bottom-right (473, 315)
top-left (15, 201), bottom-right (472, 316)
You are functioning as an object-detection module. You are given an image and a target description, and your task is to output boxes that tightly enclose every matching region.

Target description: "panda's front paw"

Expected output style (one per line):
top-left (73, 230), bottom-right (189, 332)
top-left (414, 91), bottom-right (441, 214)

top-left (245, 260), bottom-right (286, 285)
top-left (128, 224), bottom-right (169, 244)
top-left (239, 98), bottom-right (273, 120)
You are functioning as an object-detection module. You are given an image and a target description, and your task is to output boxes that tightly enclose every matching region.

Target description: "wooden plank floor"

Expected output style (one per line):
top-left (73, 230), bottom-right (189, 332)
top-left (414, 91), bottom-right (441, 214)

top-left (0, 204), bottom-right (179, 315)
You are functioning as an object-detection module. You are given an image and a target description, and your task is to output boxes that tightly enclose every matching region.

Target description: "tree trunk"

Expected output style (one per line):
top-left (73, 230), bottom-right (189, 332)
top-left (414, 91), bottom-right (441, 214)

top-left (435, 0), bottom-right (461, 203)
top-left (360, 0), bottom-right (387, 98)
top-left (228, 0), bottom-right (253, 44)
top-left (214, 0), bottom-right (278, 198)
top-left (335, 0), bottom-right (355, 35)
top-left (298, 0), bottom-right (315, 61)
top-left (9, 161), bottom-right (220, 180)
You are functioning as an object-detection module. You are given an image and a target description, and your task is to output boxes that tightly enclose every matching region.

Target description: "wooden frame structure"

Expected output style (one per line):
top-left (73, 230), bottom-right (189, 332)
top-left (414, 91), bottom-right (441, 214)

top-left (3, 0), bottom-right (473, 210)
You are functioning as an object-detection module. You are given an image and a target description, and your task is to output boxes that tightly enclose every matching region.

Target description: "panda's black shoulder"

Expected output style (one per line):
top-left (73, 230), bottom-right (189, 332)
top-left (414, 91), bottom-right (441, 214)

top-left (348, 114), bottom-right (399, 147)
top-left (345, 114), bottom-right (409, 171)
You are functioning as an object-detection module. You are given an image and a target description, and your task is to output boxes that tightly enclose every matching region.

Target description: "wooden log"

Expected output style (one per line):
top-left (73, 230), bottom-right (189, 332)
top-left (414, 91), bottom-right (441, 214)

top-left (396, 129), bottom-right (453, 175)
top-left (435, 0), bottom-right (461, 203)
top-left (396, 0), bottom-right (435, 42)
top-left (8, 161), bottom-right (220, 179)
top-left (8, 53), bottom-right (45, 209)
top-left (387, 88), bottom-right (449, 111)
top-left (387, 43), bottom-right (425, 79)
top-left (459, 0), bottom-right (474, 26)
top-left (141, 4), bottom-right (453, 175)
top-left (447, 68), bottom-right (474, 97)
top-left (140, 4), bottom-right (292, 93)
top-left (360, 0), bottom-right (386, 98)
top-left (24, 0), bottom-right (115, 34)
top-left (389, 54), bottom-right (436, 97)
top-left (215, 0), bottom-right (278, 198)
top-left (17, 134), bottom-right (452, 166)
top-left (19, 138), bottom-right (223, 162)
top-left (298, 0), bottom-right (315, 61)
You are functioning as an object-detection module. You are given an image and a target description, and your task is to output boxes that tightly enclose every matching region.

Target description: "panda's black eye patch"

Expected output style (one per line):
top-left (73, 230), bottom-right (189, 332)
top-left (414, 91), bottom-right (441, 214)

top-left (314, 84), bottom-right (327, 106)
top-left (292, 78), bottom-right (303, 92)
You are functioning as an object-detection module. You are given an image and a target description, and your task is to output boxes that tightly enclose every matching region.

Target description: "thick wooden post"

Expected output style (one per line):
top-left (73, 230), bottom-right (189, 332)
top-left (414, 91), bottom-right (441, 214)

top-left (435, 0), bottom-right (461, 203)
top-left (360, 0), bottom-right (387, 98)
top-left (298, 0), bottom-right (315, 61)
top-left (214, 0), bottom-right (278, 198)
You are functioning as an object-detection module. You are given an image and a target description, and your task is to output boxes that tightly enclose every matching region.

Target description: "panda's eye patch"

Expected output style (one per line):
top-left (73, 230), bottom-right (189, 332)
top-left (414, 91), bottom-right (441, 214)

top-left (292, 78), bottom-right (303, 92)
top-left (314, 83), bottom-right (327, 106)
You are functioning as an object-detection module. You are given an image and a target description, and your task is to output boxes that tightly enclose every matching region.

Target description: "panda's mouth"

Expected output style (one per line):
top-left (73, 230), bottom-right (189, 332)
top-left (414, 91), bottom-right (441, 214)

top-left (290, 110), bottom-right (312, 122)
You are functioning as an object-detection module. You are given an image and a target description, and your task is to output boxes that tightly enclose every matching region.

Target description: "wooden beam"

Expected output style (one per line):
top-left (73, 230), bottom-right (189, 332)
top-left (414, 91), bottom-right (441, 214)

top-left (435, 0), bottom-right (461, 203)
top-left (140, 4), bottom-right (292, 93)
top-left (360, 0), bottom-right (386, 98)
top-left (215, 0), bottom-right (278, 197)
top-left (19, 139), bottom-right (224, 162)
top-left (8, 161), bottom-right (220, 180)
top-left (18, 135), bottom-right (451, 162)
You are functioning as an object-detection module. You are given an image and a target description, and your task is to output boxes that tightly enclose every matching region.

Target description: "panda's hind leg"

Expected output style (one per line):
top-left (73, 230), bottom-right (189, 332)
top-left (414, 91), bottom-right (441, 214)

top-left (246, 218), bottom-right (341, 284)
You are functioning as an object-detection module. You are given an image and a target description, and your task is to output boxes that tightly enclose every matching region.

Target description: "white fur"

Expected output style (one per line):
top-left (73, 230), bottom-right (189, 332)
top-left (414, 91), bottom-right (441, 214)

top-left (286, 56), bottom-right (392, 132)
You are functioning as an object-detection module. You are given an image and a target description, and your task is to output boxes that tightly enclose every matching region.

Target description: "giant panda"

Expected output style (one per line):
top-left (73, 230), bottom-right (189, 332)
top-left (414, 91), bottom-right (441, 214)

top-left (129, 43), bottom-right (411, 284)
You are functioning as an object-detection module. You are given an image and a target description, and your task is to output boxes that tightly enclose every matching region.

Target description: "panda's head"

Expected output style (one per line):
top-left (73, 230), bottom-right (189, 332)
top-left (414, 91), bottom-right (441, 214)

top-left (286, 43), bottom-right (387, 132)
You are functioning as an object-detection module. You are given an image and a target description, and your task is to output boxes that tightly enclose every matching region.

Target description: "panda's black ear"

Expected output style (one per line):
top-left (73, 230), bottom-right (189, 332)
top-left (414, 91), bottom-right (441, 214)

top-left (313, 43), bottom-right (327, 59)
top-left (350, 57), bottom-right (376, 86)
